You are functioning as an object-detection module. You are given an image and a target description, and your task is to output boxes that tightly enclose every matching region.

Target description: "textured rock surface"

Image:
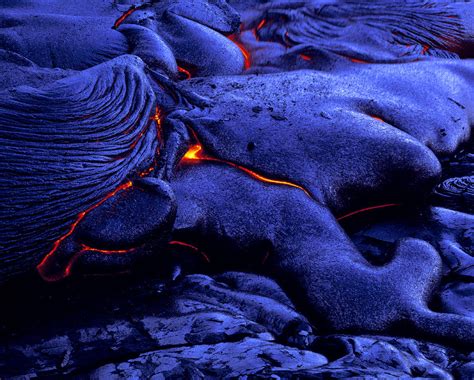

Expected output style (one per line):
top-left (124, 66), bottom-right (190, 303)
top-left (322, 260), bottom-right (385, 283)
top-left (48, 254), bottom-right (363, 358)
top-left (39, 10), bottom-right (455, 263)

top-left (234, 0), bottom-right (474, 74)
top-left (1, 272), bottom-right (472, 379)
top-left (1, 0), bottom-right (474, 378)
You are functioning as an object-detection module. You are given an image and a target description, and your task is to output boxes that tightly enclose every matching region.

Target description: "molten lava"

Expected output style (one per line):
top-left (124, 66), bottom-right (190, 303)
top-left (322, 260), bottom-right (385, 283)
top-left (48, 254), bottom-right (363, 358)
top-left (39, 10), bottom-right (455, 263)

top-left (336, 203), bottom-right (401, 221)
top-left (178, 66), bottom-right (192, 80)
top-left (152, 105), bottom-right (163, 142)
top-left (80, 244), bottom-right (136, 255)
top-left (169, 240), bottom-right (210, 263)
top-left (256, 19), bottom-right (266, 31)
top-left (228, 34), bottom-right (251, 70)
top-left (113, 4), bottom-right (148, 29)
top-left (349, 57), bottom-right (369, 64)
top-left (182, 144), bottom-right (311, 197)
top-left (37, 181), bottom-right (134, 281)
top-left (369, 115), bottom-right (385, 123)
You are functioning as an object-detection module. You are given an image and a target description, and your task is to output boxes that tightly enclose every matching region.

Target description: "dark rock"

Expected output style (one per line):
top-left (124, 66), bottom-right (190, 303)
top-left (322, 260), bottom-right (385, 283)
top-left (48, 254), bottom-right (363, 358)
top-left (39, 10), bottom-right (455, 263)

top-left (0, 272), bottom-right (315, 377)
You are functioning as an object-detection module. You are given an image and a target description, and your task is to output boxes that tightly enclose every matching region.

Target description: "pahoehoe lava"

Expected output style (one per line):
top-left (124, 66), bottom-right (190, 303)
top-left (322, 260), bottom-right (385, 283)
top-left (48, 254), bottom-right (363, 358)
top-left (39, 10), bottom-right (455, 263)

top-left (0, 0), bottom-right (473, 378)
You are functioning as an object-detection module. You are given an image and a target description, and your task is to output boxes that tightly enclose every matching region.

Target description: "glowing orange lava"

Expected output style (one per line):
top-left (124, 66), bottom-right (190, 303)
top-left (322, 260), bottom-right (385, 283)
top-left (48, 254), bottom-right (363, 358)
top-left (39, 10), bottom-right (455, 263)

top-left (37, 181), bottom-right (133, 281)
top-left (349, 57), bottom-right (369, 64)
top-left (256, 19), bottom-right (266, 31)
top-left (183, 144), bottom-right (204, 160)
top-left (182, 144), bottom-right (311, 197)
top-left (139, 165), bottom-right (155, 178)
top-left (228, 34), bottom-right (251, 70)
top-left (152, 105), bottom-right (163, 142)
top-left (113, 4), bottom-right (147, 29)
top-left (369, 115), bottom-right (385, 123)
top-left (169, 240), bottom-right (210, 263)
top-left (80, 244), bottom-right (136, 255)
top-left (178, 66), bottom-right (192, 80)
top-left (300, 54), bottom-right (312, 61)
top-left (336, 203), bottom-right (401, 221)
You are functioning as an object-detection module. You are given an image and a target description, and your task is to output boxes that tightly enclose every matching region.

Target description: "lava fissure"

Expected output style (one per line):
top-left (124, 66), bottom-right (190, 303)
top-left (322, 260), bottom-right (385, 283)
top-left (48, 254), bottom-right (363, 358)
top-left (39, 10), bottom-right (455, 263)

top-left (169, 240), bottom-right (210, 263)
top-left (336, 203), bottom-right (401, 222)
top-left (228, 34), bottom-right (251, 70)
top-left (178, 66), bottom-right (192, 80)
top-left (181, 143), bottom-right (312, 198)
top-left (113, 4), bottom-right (150, 29)
top-left (36, 106), bottom-right (164, 281)
top-left (80, 244), bottom-right (138, 255)
top-left (37, 181), bottom-right (134, 281)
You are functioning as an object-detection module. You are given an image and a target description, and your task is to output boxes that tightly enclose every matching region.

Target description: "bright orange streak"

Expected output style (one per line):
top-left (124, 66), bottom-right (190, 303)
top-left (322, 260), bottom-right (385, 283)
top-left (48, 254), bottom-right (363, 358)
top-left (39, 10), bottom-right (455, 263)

top-left (369, 115), bottom-right (384, 123)
top-left (183, 144), bottom-right (203, 160)
top-left (228, 34), bottom-right (251, 70)
top-left (169, 240), bottom-right (210, 263)
top-left (46, 244), bottom-right (137, 281)
top-left (178, 66), bottom-right (192, 80)
top-left (80, 244), bottom-right (136, 255)
top-left (257, 19), bottom-right (266, 31)
top-left (61, 252), bottom-right (84, 280)
top-left (182, 144), bottom-right (311, 197)
top-left (421, 45), bottom-right (430, 55)
top-left (113, 4), bottom-right (147, 29)
top-left (300, 54), bottom-right (312, 61)
top-left (151, 105), bottom-right (163, 142)
top-left (349, 57), bottom-right (369, 64)
top-left (139, 166), bottom-right (155, 178)
top-left (336, 203), bottom-right (401, 221)
top-left (37, 181), bottom-right (133, 281)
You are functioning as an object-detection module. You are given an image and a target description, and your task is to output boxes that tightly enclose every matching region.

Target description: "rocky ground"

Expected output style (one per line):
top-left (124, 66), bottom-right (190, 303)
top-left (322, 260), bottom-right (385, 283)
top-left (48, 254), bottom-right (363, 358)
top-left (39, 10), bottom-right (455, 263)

top-left (0, 267), bottom-right (472, 379)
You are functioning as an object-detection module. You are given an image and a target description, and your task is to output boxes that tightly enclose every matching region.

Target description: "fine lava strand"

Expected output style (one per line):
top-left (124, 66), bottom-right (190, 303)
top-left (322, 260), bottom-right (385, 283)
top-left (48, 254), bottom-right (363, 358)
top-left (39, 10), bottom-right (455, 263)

top-left (36, 105), bottom-right (165, 282)
top-left (181, 143), bottom-right (401, 222)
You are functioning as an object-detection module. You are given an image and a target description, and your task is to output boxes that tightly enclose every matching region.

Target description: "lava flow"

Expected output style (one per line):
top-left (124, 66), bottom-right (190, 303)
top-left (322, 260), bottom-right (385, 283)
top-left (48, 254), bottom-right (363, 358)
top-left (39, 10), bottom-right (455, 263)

top-left (37, 181), bottom-right (134, 281)
top-left (80, 244), bottom-right (137, 255)
top-left (113, 4), bottom-right (149, 29)
top-left (336, 203), bottom-right (401, 221)
top-left (169, 240), bottom-right (210, 263)
top-left (182, 144), bottom-right (311, 197)
top-left (349, 57), bottom-right (369, 64)
top-left (256, 19), bottom-right (266, 31)
top-left (178, 66), bottom-right (192, 80)
top-left (369, 115), bottom-right (385, 123)
top-left (184, 144), bottom-right (401, 222)
top-left (228, 34), bottom-right (251, 70)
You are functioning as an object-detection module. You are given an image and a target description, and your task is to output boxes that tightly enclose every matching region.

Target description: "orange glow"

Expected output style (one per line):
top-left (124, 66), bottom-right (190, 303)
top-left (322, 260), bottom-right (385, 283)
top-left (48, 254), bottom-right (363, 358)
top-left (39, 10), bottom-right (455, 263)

top-left (228, 34), bottom-right (251, 70)
top-left (336, 203), bottom-right (401, 222)
top-left (183, 144), bottom-right (204, 160)
top-left (182, 144), bottom-right (311, 197)
top-left (257, 19), bottom-right (266, 31)
top-left (129, 130), bottom-right (146, 150)
top-left (113, 4), bottom-right (147, 29)
top-left (178, 66), bottom-right (192, 80)
top-left (421, 45), bottom-right (429, 55)
top-left (169, 240), bottom-right (210, 263)
top-left (61, 252), bottom-right (84, 281)
top-left (349, 57), bottom-right (369, 64)
top-left (80, 244), bottom-right (136, 255)
top-left (139, 165), bottom-right (155, 177)
top-left (300, 54), bottom-right (312, 61)
top-left (151, 105), bottom-right (163, 142)
top-left (37, 181), bottom-right (133, 281)
top-left (369, 115), bottom-right (384, 123)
